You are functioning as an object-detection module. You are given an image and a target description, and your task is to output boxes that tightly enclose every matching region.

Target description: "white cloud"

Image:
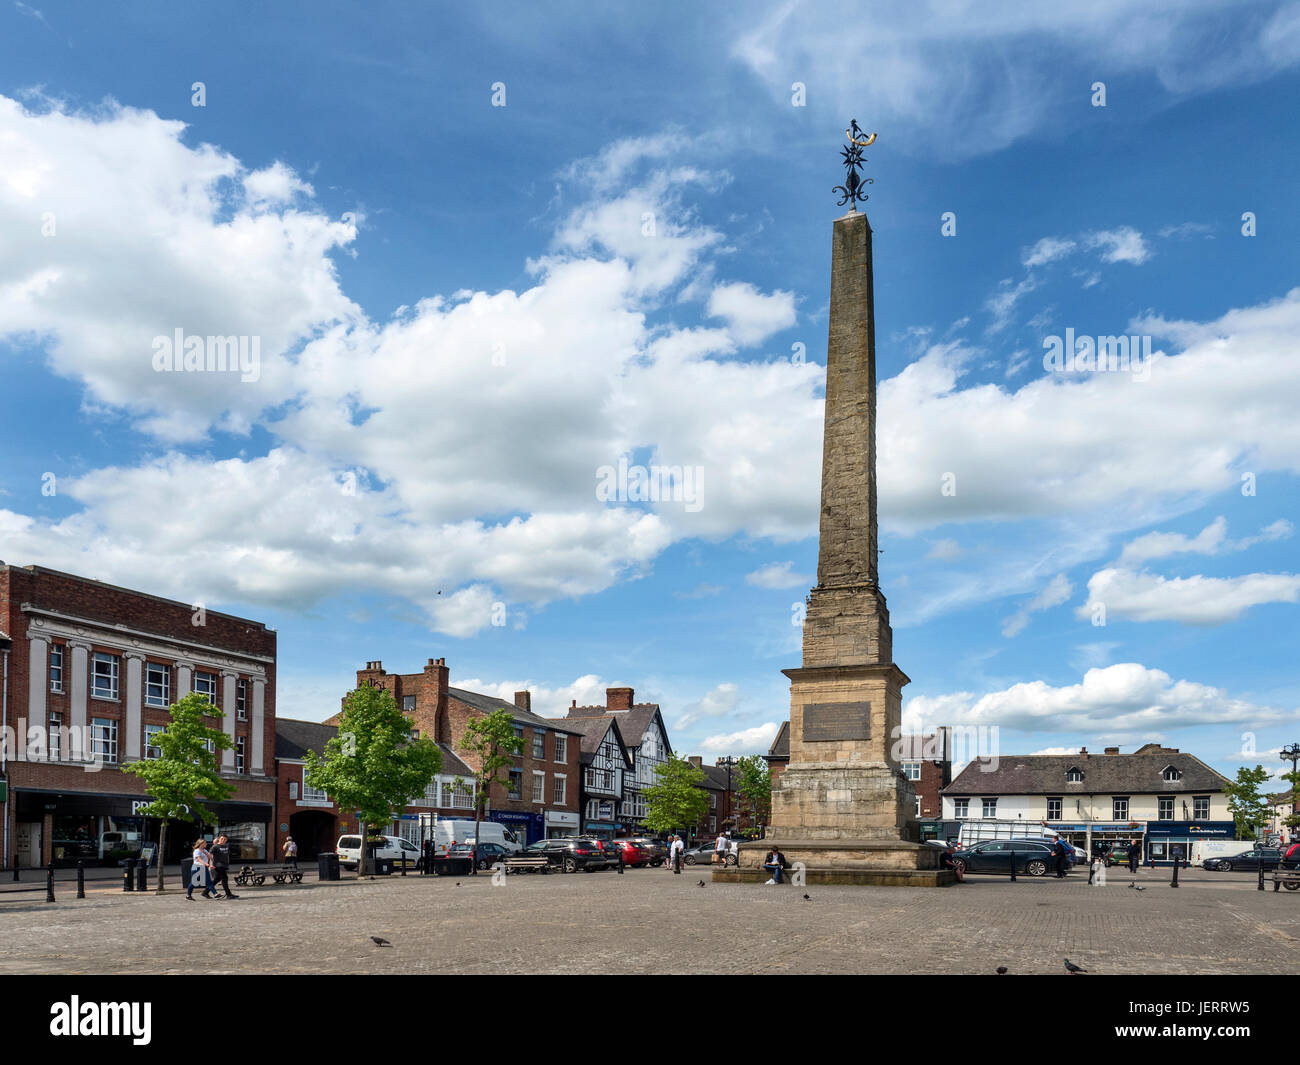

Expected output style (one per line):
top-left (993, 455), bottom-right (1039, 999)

top-left (1022, 236), bottom-right (1076, 268)
top-left (925, 538), bottom-right (964, 561)
top-left (1029, 746), bottom-right (1081, 756)
top-left (675, 682), bottom-right (740, 728)
top-left (698, 721), bottom-right (780, 755)
top-left (1119, 516), bottom-right (1230, 565)
top-left (1080, 568), bottom-right (1300, 625)
top-left (1085, 226), bottom-right (1151, 264)
top-left (1001, 572), bottom-right (1072, 637)
top-left (244, 161), bottom-right (314, 206)
top-left (905, 663), bottom-right (1294, 733)
top-left (706, 281), bottom-right (796, 346)
top-left (745, 561), bottom-right (812, 589)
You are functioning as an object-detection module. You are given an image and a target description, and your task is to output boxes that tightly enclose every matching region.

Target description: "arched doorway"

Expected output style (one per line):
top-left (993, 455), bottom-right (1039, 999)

top-left (289, 810), bottom-right (337, 861)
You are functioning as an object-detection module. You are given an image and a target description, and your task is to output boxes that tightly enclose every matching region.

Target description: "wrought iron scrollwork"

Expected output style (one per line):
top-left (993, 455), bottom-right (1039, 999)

top-left (833, 120), bottom-right (876, 208)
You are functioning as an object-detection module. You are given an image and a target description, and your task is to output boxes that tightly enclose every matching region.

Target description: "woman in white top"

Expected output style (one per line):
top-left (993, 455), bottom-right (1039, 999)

top-left (187, 839), bottom-right (215, 900)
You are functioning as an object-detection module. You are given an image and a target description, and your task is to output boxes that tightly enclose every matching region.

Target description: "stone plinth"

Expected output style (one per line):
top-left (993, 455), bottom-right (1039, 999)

top-left (717, 839), bottom-right (956, 887)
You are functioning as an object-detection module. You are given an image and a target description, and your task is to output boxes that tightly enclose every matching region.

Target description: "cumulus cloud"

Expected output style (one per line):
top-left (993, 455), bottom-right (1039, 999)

top-left (706, 281), bottom-right (796, 346)
top-left (904, 663), bottom-right (1295, 734)
top-left (1085, 226), bottom-right (1151, 264)
top-left (675, 682), bottom-right (740, 728)
top-left (698, 721), bottom-right (780, 755)
top-left (745, 561), bottom-right (812, 589)
top-left (1080, 568), bottom-right (1300, 625)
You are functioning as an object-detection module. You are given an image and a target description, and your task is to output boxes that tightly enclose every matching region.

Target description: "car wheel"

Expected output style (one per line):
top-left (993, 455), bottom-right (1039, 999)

top-left (725, 854), bottom-right (738, 867)
top-left (1223, 862), bottom-right (1234, 873)
top-left (563, 857), bottom-right (577, 874)
top-left (1026, 859), bottom-right (1048, 877)
top-left (952, 859), bottom-right (967, 874)
top-left (1284, 881), bottom-right (1299, 891)
top-left (477, 859), bottom-right (490, 871)
top-left (685, 855), bottom-right (697, 865)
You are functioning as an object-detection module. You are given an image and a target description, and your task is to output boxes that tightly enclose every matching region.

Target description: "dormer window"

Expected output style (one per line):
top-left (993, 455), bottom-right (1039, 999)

top-left (1066, 766), bottom-right (1083, 782)
top-left (1162, 765), bottom-right (1181, 782)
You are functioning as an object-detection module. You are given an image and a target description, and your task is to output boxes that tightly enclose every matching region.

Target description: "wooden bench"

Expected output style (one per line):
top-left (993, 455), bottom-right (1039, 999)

top-left (502, 856), bottom-right (552, 875)
top-left (1271, 868), bottom-right (1300, 892)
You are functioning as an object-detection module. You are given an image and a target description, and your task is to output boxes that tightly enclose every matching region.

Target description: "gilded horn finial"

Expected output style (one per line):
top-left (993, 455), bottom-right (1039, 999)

top-left (834, 120), bottom-right (876, 209)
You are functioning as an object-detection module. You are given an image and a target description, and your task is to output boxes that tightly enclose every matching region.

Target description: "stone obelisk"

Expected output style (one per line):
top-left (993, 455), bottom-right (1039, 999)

top-left (731, 125), bottom-right (952, 886)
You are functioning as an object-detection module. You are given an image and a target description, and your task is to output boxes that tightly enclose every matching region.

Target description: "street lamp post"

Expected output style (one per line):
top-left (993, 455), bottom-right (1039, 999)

top-left (1280, 744), bottom-right (1300, 836)
top-left (717, 757), bottom-right (736, 834)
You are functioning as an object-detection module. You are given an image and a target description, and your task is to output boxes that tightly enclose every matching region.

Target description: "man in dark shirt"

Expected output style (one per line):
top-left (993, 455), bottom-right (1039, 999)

top-left (1052, 835), bottom-right (1070, 879)
top-left (210, 834), bottom-right (238, 899)
top-left (1127, 837), bottom-right (1141, 874)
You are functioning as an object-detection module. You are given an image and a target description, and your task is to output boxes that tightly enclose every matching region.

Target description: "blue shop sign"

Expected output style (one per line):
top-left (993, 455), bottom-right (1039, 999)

top-left (1144, 822), bottom-right (1234, 838)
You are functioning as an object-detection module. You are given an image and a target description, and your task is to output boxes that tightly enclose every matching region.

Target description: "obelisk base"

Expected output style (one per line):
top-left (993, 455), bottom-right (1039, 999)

top-left (716, 838), bottom-right (955, 886)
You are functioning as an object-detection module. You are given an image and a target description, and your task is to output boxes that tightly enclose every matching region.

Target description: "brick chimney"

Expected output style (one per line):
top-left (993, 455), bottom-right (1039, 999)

top-left (606, 687), bottom-right (634, 712)
top-left (1104, 746), bottom-right (1119, 755)
top-left (514, 690), bottom-right (532, 713)
top-left (1080, 746), bottom-right (1088, 757)
top-left (687, 755), bottom-right (703, 768)
top-left (422, 656), bottom-right (450, 743)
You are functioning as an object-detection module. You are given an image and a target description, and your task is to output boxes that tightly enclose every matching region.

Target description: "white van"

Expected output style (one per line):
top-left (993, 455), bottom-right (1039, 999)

top-left (428, 819), bottom-right (522, 854)
top-left (1190, 839), bottom-right (1255, 867)
top-left (335, 834), bottom-right (422, 870)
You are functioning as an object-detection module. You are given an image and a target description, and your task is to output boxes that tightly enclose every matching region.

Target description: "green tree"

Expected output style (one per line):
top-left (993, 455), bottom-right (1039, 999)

top-left (1224, 765), bottom-right (1273, 839)
top-left (305, 684), bottom-right (442, 877)
top-left (734, 755), bottom-right (772, 832)
top-left (120, 691), bottom-right (234, 893)
top-left (643, 754), bottom-right (709, 837)
top-left (459, 708), bottom-right (525, 875)
top-left (1281, 770), bottom-right (1300, 832)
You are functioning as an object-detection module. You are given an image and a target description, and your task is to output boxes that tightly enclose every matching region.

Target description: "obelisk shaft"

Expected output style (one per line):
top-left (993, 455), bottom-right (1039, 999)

top-left (801, 210), bottom-right (892, 669)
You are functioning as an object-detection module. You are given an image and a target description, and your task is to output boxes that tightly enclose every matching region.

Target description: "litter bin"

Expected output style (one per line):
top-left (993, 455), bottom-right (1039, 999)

top-left (318, 852), bottom-right (340, 881)
top-left (374, 858), bottom-right (393, 876)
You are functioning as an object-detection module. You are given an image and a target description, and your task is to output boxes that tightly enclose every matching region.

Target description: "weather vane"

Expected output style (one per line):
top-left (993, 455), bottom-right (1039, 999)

top-left (834, 119), bottom-right (877, 209)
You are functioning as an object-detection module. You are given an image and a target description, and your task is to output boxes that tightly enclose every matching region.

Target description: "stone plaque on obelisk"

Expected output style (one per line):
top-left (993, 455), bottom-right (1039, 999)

top-left (730, 124), bottom-right (953, 886)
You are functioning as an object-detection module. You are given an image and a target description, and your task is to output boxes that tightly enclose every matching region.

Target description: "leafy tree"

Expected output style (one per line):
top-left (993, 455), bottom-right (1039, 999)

top-left (305, 684), bottom-right (442, 877)
top-left (734, 755), bottom-right (771, 831)
top-left (120, 692), bottom-right (234, 893)
top-left (643, 754), bottom-right (709, 837)
top-left (1224, 765), bottom-right (1273, 839)
top-left (459, 708), bottom-right (525, 875)
top-left (1280, 770), bottom-right (1300, 832)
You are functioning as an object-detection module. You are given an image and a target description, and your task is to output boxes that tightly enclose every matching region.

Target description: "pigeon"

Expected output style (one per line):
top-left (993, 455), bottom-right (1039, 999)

top-left (1134, 885), bottom-right (1146, 892)
top-left (697, 880), bottom-right (706, 887)
top-left (1064, 958), bottom-right (1088, 974)
top-left (802, 893), bottom-right (811, 901)
top-left (370, 937), bottom-right (392, 947)
top-left (1128, 881), bottom-right (1136, 889)
top-left (996, 966), bottom-right (1008, 975)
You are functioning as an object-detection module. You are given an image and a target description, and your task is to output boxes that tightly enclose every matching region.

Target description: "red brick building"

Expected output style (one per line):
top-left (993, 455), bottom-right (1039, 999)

top-left (0, 564), bottom-right (277, 867)
top-left (323, 658), bottom-right (584, 844)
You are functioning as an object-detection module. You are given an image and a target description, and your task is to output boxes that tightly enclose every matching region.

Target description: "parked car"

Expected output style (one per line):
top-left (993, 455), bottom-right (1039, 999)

top-left (951, 839), bottom-right (1059, 877)
top-left (335, 834), bottom-right (422, 870)
top-left (608, 840), bottom-right (649, 867)
top-left (628, 838), bottom-right (667, 866)
top-left (524, 837), bottom-right (610, 873)
top-left (446, 841), bottom-right (511, 871)
top-left (1206, 847), bottom-right (1283, 872)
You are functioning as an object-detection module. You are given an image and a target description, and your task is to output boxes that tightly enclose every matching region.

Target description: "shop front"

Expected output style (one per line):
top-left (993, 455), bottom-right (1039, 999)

top-left (545, 810), bottom-right (579, 838)
top-left (1144, 821), bottom-right (1236, 865)
top-left (15, 788), bottom-right (272, 867)
top-left (488, 809), bottom-right (544, 846)
top-left (1048, 821), bottom-right (1146, 860)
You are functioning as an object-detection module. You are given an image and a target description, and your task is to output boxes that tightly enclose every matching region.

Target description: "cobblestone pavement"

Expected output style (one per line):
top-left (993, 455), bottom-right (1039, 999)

top-left (1, 865), bottom-right (1297, 975)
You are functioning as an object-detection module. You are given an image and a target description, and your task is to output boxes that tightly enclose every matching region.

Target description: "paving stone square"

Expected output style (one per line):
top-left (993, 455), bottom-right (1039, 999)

top-left (1, 865), bottom-right (1297, 975)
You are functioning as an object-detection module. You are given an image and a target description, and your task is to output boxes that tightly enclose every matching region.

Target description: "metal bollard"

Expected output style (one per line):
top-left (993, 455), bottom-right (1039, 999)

top-left (137, 859), bottom-right (147, 892)
top-left (1009, 850), bottom-right (1016, 882)
top-left (45, 862), bottom-right (55, 903)
top-left (401, 855), bottom-right (407, 877)
top-left (76, 860), bottom-right (85, 899)
top-left (1170, 859), bottom-right (1179, 888)
top-left (1258, 863), bottom-right (1266, 891)
top-left (123, 857), bottom-right (135, 892)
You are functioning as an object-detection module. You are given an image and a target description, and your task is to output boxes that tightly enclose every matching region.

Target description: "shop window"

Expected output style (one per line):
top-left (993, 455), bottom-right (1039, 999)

top-left (92, 653), bottom-right (119, 701)
top-left (219, 821), bottom-right (266, 862)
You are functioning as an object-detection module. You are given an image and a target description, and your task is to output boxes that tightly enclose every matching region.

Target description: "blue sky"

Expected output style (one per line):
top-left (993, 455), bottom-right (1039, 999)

top-left (1, 1), bottom-right (1298, 783)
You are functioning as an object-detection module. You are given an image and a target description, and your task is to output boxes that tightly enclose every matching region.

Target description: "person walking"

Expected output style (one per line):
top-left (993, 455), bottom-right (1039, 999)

top-left (1052, 835), bottom-right (1070, 879)
top-left (713, 832), bottom-right (728, 867)
top-left (282, 835), bottom-right (299, 872)
top-left (1127, 837), bottom-right (1140, 874)
top-left (186, 839), bottom-right (215, 901)
top-left (616, 841), bottom-right (626, 874)
top-left (670, 835), bottom-right (684, 874)
top-left (210, 834), bottom-right (238, 899)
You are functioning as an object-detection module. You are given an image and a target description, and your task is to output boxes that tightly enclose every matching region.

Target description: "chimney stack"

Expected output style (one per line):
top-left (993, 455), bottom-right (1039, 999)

top-left (687, 756), bottom-right (702, 769)
top-left (1104, 746), bottom-right (1119, 755)
top-left (606, 687), bottom-right (634, 712)
top-left (514, 691), bottom-right (532, 713)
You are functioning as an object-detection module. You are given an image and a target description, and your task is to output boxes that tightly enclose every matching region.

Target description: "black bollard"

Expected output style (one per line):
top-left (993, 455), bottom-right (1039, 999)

top-left (45, 862), bottom-right (55, 903)
top-left (137, 859), bottom-right (147, 892)
top-left (76, 860), bottom-right (85, 899)
top-left (1170, 858), bottom-right (1179, 888)
top-left (1258, 863), bottom-right (1266, 891)
top-left (401, 855), bottom-right (407, 877)
top-left (123, 857), bottom-right (135, 892)
top-left (1009, 850), bottom-right (1017, 882)
top-left (12, 860), bottom-right (18, 882)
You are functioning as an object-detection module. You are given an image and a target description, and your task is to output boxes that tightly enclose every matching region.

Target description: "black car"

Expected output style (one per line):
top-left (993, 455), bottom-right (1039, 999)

top-left (951, 839), bottom-right (1061, 877)
top-left (1207, 847), bottom-right (1283, 872)
top-left (446, 841), bottom-right (511, 871)
top-left (524, 837), bottom-right (610, 873)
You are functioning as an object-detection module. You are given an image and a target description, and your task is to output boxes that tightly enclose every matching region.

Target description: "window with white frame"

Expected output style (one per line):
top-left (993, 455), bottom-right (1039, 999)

top-left (1193, 796), bottom-right (1210, 819)
top-left (144, 725), bottom-right (164, 760)
top-left (982, 797), bottom-right (998, 818)
top-left (532, 771), bottom-right (545, 803)
top-left (953, 798), bottom-right (969, 819)
top-left (91, 717), bottom-right (118, 763)
top-left (49, 645), bottom-right (64, 693)
top-left (1066, 766), bottom-right (1083, 782)
top-left (915, 796), bottom-right (922, 815)
top-left (235, 736), bottom-right (246, 774)
top-left (902, 761), bottom-right (921, 781)
top-left (49, 711), bottom-right (62, 760)
top-left (145, 662), bottom-right (170, 708)
top-left (1162, 764), bottom-right (1181, 782)
top-left (236, 679), bottom-right (248, 720)
top-left (193, 671), bottom-right (217, 706)
top-left (302, 767), bottom-right (328, 803)
top-left (533, 731), bottom-right (545, 759)
top-left (554, 734), bottom-right (567, 762)
top-left (1047, 797), bottom-right (1062, 820)
top-left (92, 653), bottom-right (119, 700)
top-left (1158, 796), bottom-right (1174, 821)
top-left (710, 791), bottom-right (717, 810)
top-left (553, 774), bottom-right (566, 805)
top-left (1112, 796), bottom-right (1129, 820)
